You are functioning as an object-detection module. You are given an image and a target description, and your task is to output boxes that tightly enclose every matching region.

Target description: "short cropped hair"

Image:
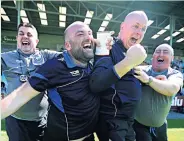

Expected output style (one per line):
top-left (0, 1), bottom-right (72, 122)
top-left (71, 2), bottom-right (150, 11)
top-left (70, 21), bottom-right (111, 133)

top-left (17, 22), bottom-right (38, 37)
top-left (155, 43), bottom-right (174, 56)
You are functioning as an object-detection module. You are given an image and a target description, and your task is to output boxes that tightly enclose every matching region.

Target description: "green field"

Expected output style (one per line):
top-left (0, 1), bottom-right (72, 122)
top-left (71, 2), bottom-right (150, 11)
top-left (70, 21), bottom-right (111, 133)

top-left (1, 119), bottom-right (184, 141)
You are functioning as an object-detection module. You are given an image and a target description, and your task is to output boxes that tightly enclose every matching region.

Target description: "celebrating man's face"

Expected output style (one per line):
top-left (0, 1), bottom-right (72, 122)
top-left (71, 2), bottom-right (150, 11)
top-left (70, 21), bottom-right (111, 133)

top-left (119, 12), bottom-right (148, 49)
top-left (65, 22), bottom-right (95, 63)
top-left (152, 44), bottom-right (174, 71)
top-left (17, 26), bottom-right (39, 54)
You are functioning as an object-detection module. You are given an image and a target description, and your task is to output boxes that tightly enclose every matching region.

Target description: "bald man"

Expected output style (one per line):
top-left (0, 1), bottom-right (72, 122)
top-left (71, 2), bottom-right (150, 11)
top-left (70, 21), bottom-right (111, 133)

top-left (133, 44), bottom-right (183, 141)
top-left (1, 21), bottom-right (100, 141)
top-left (90, 11), bottom-right (148, 141)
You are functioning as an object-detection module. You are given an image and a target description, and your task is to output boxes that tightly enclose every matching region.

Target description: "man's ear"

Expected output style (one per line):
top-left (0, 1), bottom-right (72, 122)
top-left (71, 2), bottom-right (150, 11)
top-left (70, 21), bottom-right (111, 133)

top-left (65, 41), bottom-right (71, 51)
top-left (120, 22), bottom-right (124, 30)
top-left (36, 39), bottom-right (39, 44)
top-left (171, 56), bottom-right (174, 62)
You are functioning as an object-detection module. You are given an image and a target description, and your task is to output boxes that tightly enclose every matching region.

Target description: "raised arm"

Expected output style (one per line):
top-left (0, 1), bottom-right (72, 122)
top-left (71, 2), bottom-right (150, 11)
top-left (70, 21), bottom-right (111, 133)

top-left (90, 56), bottom-right (120, 93)
top-left (1, 82), bottom-right (39, 119)
top-left (90, 44), bottom-right (147, 93)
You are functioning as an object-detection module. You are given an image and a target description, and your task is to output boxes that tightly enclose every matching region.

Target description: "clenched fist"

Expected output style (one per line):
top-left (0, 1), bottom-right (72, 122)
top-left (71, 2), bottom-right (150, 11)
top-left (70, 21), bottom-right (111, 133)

top-left (125, 44), bottom-right (147, 68)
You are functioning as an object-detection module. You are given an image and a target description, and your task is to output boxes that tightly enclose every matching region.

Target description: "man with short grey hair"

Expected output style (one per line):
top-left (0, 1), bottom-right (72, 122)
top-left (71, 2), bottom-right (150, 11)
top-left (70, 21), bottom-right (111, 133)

top-left (90, 10), bottom-right (148, 141)
top-left (133, 43), bottom-right (183, 141)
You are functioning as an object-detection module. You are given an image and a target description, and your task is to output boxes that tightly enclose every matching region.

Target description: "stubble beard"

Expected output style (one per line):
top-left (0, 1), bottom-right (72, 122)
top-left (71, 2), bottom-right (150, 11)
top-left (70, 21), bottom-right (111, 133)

top-left (71, 47), bottom-right (94, 64)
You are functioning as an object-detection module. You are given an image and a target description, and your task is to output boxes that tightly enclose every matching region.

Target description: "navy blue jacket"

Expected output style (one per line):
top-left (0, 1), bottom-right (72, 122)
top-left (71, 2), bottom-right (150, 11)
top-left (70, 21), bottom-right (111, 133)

top-left (90, 39), bottom-right (142, 120)
top-left (29, 51), bottom-right (99, 138)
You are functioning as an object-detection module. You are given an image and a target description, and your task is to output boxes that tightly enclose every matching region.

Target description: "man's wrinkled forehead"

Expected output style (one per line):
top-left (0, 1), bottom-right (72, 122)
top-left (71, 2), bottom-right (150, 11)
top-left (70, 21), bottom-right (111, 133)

top-left (155, 44), bottom-right (174, 55)
top-left (18, 26), bottom-right (38, 36)
top-left (68, 23), bottom-right (91, 34)
top-left (125, 12), bottom-right (148, 26)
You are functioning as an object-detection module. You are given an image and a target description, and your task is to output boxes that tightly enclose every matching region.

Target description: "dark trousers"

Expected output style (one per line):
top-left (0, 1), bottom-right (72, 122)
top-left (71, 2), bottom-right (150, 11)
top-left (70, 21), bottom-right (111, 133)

top-left (43, 104), bottom-right (96, 141)
top-left (133, 120), bottom-right (168, 141)
top-left (5, 116), bottom-right (47, 141)
top-left (95, 115), bottom-right (135, 141)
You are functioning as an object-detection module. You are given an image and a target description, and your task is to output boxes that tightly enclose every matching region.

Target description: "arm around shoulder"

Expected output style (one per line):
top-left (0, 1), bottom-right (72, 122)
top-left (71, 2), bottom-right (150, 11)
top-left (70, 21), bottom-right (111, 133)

top-left (149, 71), bottom-right (183, 96)
top-left (1, 82), bottom-right (40, 119)
top-left (42, 49), bottom-right (61, 60)
top-left (90, 57), bottom-right (119, 93)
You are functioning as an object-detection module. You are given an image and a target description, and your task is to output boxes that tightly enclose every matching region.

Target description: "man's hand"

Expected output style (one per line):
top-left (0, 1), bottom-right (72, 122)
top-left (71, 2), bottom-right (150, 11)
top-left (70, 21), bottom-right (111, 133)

top-left (134, 66), bottom-right (149, 83)
top-left (1, 82), bottom-right (6, 99)
top-left (95, 31), bottom-right (114, 55)
top-left (155, 75), bottom-right (167, 81)
top-left (1, 93), bottom-right (5, 99)
top-left (125, 44), bottom-right (147, 68)
top-left (106, 31), bottom-right (115, 50)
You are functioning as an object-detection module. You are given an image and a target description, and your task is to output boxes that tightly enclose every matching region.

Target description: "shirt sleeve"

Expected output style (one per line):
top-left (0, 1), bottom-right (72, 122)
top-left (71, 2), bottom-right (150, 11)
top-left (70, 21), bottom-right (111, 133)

top-left (1, 57), bottom-right (7, 72)
top-left (42, 49), bottom-right (61, 60)
top-left (29, 58), bottom-right (59, 92)
top-left (169, 70), bottom-right (183, 93)
top-left (1, 57), bottom-right (7, 86)
top-left (89, 55), bottom-right (120, 93)
top-left (1, 72), bottom-right (7, 94)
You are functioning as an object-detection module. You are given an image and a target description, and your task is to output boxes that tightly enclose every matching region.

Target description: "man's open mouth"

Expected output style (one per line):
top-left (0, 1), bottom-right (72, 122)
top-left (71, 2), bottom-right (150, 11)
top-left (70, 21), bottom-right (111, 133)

top-left (83, 43), bottom-right (92, 49)
top-left (22, 41), bottom-right (30, 46)
top-left (157, 58), bottom-right (164, 63)
top-left (130, 37), bottom-right (138, 44)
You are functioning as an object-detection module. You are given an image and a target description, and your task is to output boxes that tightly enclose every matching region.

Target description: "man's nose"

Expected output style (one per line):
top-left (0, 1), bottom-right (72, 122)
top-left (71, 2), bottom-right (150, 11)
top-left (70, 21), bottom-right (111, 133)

top-left (85, 34), bottom-right (93, 41)
top-left (136, 28), bottom-right (143, 36)
top-left (159, 51), bottom-right (164, 56)
top-left (22, 34), bottom-right (28, 38)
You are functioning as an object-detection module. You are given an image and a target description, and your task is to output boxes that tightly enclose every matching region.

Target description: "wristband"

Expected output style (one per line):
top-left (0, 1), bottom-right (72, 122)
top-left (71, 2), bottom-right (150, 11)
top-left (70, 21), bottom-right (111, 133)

top-left (146, 76), bottom-right (153, 85)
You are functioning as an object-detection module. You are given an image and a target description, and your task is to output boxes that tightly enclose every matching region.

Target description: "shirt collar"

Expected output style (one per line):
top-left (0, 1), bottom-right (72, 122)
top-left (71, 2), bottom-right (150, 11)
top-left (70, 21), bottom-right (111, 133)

top-left (116, 39), bottom-right (127, 53)
top-left (62, 50), bottom-right (77, 68)
top-left (17, 49), bottom-right (34, 57)
top-left (150, 67), bottom-right (168, 77)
